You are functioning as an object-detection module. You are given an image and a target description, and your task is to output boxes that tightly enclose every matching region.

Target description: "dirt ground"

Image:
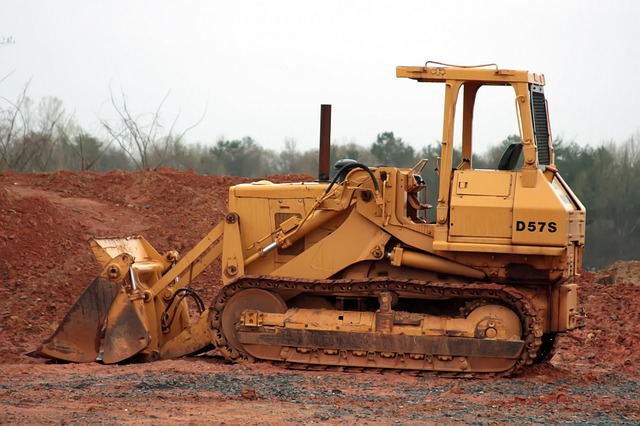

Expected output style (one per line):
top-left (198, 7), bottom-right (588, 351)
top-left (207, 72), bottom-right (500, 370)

top-left (1, 169), bottom-right (639, 425)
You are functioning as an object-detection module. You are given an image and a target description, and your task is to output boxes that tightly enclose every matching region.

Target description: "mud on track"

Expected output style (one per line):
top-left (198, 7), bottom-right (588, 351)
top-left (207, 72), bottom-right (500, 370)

top-left (1, 170), bottom-right (639, 424)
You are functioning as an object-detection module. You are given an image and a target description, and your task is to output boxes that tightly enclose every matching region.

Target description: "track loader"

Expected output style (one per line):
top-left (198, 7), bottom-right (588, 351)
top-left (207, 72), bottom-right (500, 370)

top-left (34, 62), bottom-right (586, 375)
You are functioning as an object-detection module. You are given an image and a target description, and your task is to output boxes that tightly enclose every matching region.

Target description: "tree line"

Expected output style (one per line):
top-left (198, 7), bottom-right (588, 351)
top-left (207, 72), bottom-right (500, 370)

top-left (1, 94), bottom-right (638, 269)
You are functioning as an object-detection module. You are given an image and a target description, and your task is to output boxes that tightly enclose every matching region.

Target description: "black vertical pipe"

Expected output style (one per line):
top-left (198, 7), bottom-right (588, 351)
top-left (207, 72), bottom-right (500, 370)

top-left (319, 104), bottom-right (331, 181)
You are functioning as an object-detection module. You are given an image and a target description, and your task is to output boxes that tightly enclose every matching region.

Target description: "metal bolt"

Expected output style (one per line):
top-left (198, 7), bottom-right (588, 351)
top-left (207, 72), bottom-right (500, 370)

top-left (107, 265), bottom-right (120, 278)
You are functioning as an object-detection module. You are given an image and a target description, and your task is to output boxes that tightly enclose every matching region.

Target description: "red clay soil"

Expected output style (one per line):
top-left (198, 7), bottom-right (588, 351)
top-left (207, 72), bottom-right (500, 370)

top-left (1, 169), bottom-right (639, 424)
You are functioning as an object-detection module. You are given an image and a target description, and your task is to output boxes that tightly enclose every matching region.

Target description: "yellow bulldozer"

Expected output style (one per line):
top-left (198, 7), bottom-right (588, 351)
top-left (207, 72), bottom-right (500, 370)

top-left (34, 62), bottom-right (586, 376)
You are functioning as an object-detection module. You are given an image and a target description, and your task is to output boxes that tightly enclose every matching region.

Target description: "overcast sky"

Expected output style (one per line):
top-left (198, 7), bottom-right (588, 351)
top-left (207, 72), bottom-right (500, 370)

top-left (2, 1), bottom-right (639, 154)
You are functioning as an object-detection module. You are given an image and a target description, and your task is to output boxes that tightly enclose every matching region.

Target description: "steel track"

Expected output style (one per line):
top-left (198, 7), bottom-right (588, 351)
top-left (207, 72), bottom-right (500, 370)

top-left (209, 276), bottom-right (543, 377)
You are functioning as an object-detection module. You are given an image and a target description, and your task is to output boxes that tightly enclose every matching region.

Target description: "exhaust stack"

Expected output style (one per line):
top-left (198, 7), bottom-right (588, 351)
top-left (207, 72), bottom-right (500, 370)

top-left (319, 104), bottom-right (331, 181)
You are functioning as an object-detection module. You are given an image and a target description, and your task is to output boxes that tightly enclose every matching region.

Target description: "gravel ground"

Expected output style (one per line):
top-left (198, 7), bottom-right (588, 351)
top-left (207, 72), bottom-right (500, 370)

top-left (1, 359), bottom-right (639, 425)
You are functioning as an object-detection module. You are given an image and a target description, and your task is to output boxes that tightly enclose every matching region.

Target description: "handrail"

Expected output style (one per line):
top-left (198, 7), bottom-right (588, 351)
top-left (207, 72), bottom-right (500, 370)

top-left (424, 61), bottom-right (499, 70)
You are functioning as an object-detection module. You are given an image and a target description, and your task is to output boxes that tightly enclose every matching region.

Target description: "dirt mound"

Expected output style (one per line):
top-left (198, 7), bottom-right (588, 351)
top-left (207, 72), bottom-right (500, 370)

top-left (0, 169), bottom-right (310, 363)
top-left (595, 260), bottom-right (640, 285)
top-left (1, 169), bottom-right (639, 381)
top-left (550, 269), bottom-right (640, 377)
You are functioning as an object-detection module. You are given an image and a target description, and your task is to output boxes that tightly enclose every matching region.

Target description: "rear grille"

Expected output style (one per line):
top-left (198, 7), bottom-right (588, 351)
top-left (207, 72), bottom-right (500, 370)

top-left (531, 89), bottom-right (551, 165)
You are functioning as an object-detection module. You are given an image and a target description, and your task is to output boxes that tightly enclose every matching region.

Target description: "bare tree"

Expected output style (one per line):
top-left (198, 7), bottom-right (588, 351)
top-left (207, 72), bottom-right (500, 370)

top-left (100, 88), bottom-right (204, 170)
top-left (0, 82), bottom-right (29, 171)
top-left (0, 83), bottom-right (75, 172)
top-left (28, 97), bottom-right (69, 171)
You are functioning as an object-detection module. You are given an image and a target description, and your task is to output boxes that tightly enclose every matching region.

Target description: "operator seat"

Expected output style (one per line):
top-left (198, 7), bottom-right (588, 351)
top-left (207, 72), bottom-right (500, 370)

top-left (497, 143), bottom-right (523, 171)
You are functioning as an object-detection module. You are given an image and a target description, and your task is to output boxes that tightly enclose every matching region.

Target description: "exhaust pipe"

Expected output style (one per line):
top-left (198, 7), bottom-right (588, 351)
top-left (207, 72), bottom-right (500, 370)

top-left (318, 104), bottom-right (331, 181)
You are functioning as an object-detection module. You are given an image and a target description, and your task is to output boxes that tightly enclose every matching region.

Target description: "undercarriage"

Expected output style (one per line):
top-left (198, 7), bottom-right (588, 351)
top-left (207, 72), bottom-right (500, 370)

top-left (211, 276), bottom-right (543, 376)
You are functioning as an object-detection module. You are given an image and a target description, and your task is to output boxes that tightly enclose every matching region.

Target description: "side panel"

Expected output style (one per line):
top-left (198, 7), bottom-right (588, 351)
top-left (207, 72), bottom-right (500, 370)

top-left (228, 187), bottom-right (272, 270)
top-left (449, 170), bottom-right (515, 240)
top-left (512, 170), bottom-right (569, 247)
top-left (228, 181), bottom-right (329, 275)
top-left (449, 169), bottom-right (572, 247)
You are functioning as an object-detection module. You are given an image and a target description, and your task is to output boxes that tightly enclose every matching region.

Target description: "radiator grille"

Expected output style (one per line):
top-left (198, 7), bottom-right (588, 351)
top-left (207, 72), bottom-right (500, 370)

top-left (531, 89), bottom-right (551, 165)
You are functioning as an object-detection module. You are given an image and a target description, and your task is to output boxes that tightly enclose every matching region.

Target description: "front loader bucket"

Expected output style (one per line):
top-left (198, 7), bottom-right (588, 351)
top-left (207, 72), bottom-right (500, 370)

top-left (34, 252), bottom-right (153, 364)
top-left (100, 286), bottom-right (151, 364)
top-left (34, 228), bottom-right (223, 364)
top-left (34, 276), bottom-right (120, 362)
